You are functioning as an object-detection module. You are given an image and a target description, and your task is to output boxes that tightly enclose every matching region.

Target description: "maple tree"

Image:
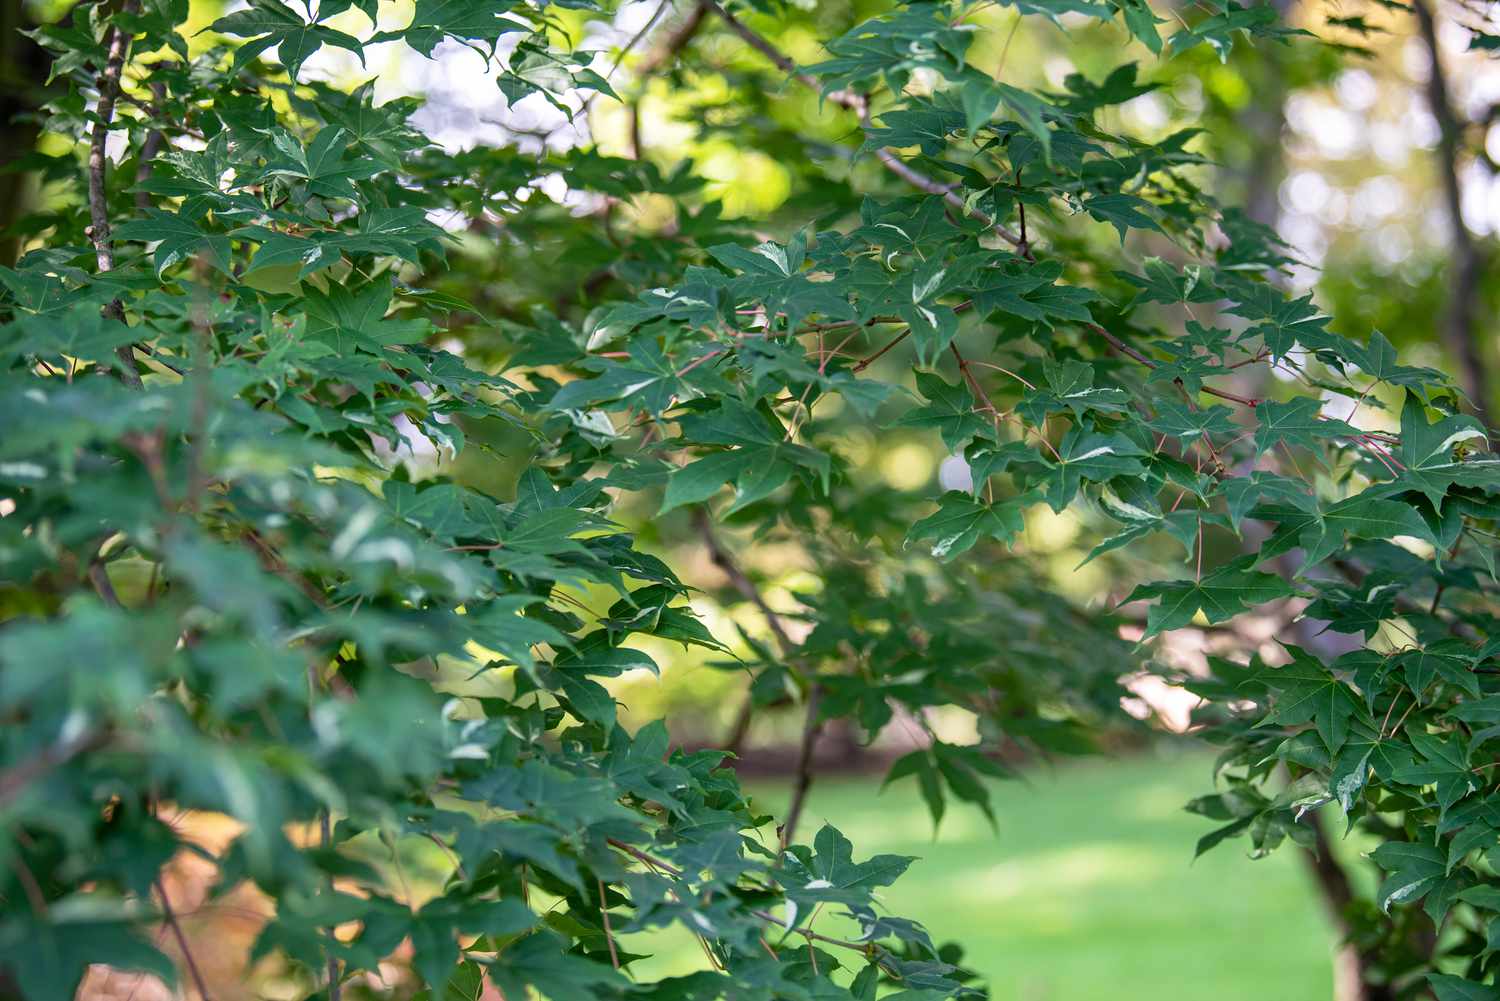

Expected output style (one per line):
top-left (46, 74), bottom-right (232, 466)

top-left (3, 1), bottom-right (1500, 1000)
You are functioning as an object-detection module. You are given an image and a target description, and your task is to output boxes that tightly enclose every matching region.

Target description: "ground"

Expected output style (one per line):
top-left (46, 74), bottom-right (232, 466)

top-left (629, 747), bottom-right (1342, 1000)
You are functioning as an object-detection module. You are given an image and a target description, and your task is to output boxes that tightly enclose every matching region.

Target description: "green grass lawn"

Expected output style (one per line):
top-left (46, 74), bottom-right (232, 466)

top-left (627, 746), bottom-right (1344, 1000)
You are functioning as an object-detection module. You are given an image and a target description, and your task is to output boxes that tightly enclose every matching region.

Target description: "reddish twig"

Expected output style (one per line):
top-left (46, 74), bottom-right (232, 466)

top-left (155, 878), bottom-right (213, 1001)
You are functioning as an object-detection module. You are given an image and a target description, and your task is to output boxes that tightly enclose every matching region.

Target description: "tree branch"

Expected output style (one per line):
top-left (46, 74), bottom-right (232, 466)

top-left (779, 684), bottom-right (822, 852)
top-left (692, 507), bottom-right (794, 653)
top-left (635, 1), bottom-right (707, 77)
top-left (133, 78), bottom-right (166, 212)
top-left (598, 877), bottom-right (621, 970)
top-left (850, 328), bottom-right (911, 372)
top-left (321, 809), bottom-right (341, 1001)
top-left (87, 0), bottom-right (143, 390)
top-left (1088, 321), bottom-right (1263, 408)
top-left (0, 729), bottom-right (109, 809)
top-left (700, 1), bottom-right (1026, 251)
top-left (1412, 0), bottom-right (1490, 421)
top-left (695, 2), bottom-right (1341, 413)
top-left (692, 507), bottom-right (801, 753)
top-left (155, 877), bottom-right (213, 1001)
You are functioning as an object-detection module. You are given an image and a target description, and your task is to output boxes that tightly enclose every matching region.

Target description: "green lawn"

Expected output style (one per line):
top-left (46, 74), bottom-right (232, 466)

top-left (628, 747), bottom-right (1344, 1000)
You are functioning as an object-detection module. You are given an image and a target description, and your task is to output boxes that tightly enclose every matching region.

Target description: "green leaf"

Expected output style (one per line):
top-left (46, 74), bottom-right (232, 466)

top-left (1394, 394), bottom-right (1495, 509)
top-left (1256, 649), bottom-right (1371, 753)
top-left (884, 749), bottom-right (946, 828)
top-left (1371, 838), bottom-right (1466, 919)
top-left (485, 932), bottom-right (623, 1000)
top-left (792, 824), bottom-right (915, 895)
top-left (209, 0), bottom-right (364, 79)
top-left (1253, 397), bottom-right (1361, 454)
top-left (1169, 2), bottom-right (1302, 62)
top-left (262, 126), bottom-right (382, 200)
top-left (1123, 559), bottom-right (1296, 639)
top-left (905, 491), bottom-right (1027, 560)
top-left (0, 907), bottom-right (177, 1001)
top-left (1255, 489), bottom-right (1437, 572)
top-left (1429, 976), bottom-right (1500, 1001)
top-left (1147, 400), bottom-right (1236, 442)
top-left (896, 372), bottom-right (991, 452)
top-left (114, 209), bottom-right (232, 276)
top-left (1045, 428), bottom-right (1147, 510)
top-left (1085, 193), bottom-right (1162, 242)
top-left (1118, 258), bottom-right (1220, 305)
top-left (1225, 287), bottom-right (1331, 360)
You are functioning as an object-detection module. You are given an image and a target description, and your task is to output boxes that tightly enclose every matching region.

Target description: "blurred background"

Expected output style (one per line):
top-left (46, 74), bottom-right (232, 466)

top-left (6, 0), bottom-right (1500, 997)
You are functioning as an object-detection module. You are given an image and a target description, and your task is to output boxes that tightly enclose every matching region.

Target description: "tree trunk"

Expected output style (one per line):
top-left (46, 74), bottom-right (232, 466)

top-left (0, 0), bottom-right (43, 266)
top-left (1413, 0), bottom-right (1491, 421)
top-left (1300, 811), bottom-right (1397, 1001)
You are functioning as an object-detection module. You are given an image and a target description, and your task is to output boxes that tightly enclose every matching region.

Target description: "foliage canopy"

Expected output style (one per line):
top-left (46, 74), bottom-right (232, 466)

top-left (4, 0), bottom-right (1500, 999)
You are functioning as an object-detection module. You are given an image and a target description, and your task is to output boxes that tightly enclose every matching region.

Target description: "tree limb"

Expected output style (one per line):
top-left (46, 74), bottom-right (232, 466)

top-left (692, 507), bottom-right (794, 653)
top-left (692, 507), bottom-right (800, 753)
top-left (0, 729), bottom-right (109, 809)
top-left (87, 0), bottom-right (143, 390)
top-left (634, 1), bottom-right (707, 77)
top-left (700, 1), bottom-right (1026, 251)
top-left (154, 877), bottom-right (213, 1001)
top-left (779, 684), bottom-right (822, 852)
top-left (628, 2), bottom-right (708, 158)
top-left (134, 79), bottom-right (166, 212)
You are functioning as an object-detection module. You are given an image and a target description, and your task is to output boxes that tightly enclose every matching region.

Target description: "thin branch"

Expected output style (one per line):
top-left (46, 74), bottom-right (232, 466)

top-left (676, 346), bottom-right (726, 377)
top-left (850, 328), bottom-right (910, 372)
top-left (426, 832), bottom-right (468, 881)
top-left (692, 508), bottom-right (794, 653)
top-left (1087, 322), bottom-right (1261, 408)
top-left (700, 1), bottom-right (1026, 250)
top-left (950, 342), bottom-right (1001, 416)
top-left (133, 79), bottom-right (166, 212)
top-left (87, 0), bottom-right (143, 390)
top-left (1087, 321), bottom-right (1158, 369)
top-left (321, 811), bottom-right (341, 1001)
top-left (608, 838), bottom-right (683, 877)
top-left (598, 878), bottom-right (621, 969)
top-left (0, 730), bottom-right (107, 810)
top-left (871, 145), bottom-right (1028, 253)
top-left (155, 878), bottom-right (213, 1001)
top-left (702, 1), bottom-right (818, 87)
top-left (720, 697), bottom-right (757, 755)
top-left (89, 554), bottom-right (124, 608)
top-left (244, 528), bottom-right (329, 609)
top-left (779, 684), bottom-right (823, 852)
top-left (693, 507), bottom-right (797, 753)
top-left (11, 857), bottom-right (48, 915)
top-left (634, 1), bottom-right (707, 77)
top-left (599, 0), bottom-right (705, 154)
top-left (607, 0), bottom-right (672, 82)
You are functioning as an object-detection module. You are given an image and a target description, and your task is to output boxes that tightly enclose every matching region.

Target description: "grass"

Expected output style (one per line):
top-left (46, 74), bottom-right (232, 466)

top-left (626, 746), bottom-right (1343, 1000)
